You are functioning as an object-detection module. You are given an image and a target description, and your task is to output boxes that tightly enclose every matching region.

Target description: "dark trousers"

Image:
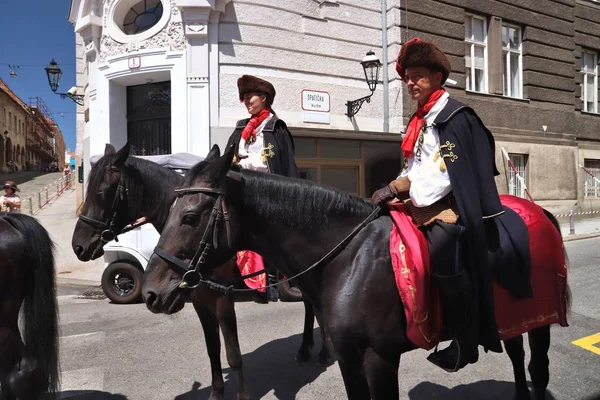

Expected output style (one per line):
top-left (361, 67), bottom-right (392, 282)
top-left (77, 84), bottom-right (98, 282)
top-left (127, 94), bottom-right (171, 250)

top-left (423, 221), bottom-right (465, 277)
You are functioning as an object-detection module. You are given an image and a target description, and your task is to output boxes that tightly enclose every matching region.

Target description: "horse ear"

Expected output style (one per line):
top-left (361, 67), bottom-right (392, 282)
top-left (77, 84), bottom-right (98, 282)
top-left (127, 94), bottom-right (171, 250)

top-left (114, 142), bottom-right (131, 168)
top-left (205, 144), bottom-right (221, 162)
top-left (209, 143), bottom-right (235, 182)
top-left (105, 144), bottom-right (116, 155)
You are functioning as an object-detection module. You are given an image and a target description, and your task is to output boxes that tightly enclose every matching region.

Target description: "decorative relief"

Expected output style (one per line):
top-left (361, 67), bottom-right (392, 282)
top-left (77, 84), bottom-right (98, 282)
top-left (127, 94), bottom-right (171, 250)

top-left (171, 0), bottom-right (179, 15)
top-left (187, 22), bottom-right (206, 33)
top-left (99, 21), bottom-right (186, 62)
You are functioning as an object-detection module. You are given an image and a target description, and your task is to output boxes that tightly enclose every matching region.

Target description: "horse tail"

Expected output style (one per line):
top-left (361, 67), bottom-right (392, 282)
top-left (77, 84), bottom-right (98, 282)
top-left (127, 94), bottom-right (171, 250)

top-left (7, 214), bottom-right (60, 396)
top-left (542, 208), bottom-right (572, 315)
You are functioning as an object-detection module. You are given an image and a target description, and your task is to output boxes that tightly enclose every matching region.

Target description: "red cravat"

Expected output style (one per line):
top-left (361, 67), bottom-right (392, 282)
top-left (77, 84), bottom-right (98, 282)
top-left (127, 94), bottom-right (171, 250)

top-left (401, 89), bottom-right (446, 158)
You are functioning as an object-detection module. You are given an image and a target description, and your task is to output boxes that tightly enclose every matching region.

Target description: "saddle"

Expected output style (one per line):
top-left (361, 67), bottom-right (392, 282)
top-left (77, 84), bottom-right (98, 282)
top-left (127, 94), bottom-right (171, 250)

top-left (388, 196), bottom-right (568, 350)
top-left (402, 194), bottom-right (532, 299)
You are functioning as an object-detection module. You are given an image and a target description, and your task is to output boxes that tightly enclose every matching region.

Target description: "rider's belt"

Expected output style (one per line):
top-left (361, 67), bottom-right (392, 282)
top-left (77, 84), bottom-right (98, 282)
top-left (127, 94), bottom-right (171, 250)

top-left (404, 195), bottom-right (459, 227)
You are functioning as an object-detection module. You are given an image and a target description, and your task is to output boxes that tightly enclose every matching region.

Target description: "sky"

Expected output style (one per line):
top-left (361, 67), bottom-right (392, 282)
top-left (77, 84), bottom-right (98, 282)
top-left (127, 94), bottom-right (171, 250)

top-left (0, 0), bottom-right (77, 151)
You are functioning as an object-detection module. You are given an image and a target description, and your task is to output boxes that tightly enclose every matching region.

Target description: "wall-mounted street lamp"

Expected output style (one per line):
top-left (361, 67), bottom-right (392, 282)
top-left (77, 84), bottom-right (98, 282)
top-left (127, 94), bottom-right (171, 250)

top-left (45, 59), bottom-right (84, 106)
top-left (345, 50), bottom-right (382, 118)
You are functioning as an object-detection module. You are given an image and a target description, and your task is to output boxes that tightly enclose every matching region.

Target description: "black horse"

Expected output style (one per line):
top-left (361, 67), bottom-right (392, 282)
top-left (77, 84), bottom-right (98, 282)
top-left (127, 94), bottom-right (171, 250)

top-left (143, 144), bottom-right (570, 400)
top-left (72, 143), bottom-right (329, 400)
top-left (0, 213), bottom-right (59, 400)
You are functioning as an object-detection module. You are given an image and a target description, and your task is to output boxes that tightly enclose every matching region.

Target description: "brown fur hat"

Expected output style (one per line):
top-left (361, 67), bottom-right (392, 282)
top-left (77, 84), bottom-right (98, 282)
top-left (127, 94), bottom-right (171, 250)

top-left (396, 38), bottom-right (451, 84)
top-left (237, 75), bottom-right (276, 107)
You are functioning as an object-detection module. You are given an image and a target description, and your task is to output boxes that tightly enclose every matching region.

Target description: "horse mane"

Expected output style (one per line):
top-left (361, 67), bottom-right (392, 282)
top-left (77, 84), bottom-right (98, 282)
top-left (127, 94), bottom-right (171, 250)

top-left (240, 170), bottom-right (375, 232)
top-left (122, 156), bottom-right (184, 223)
top-left (85, 154), bottom-right (183, 227)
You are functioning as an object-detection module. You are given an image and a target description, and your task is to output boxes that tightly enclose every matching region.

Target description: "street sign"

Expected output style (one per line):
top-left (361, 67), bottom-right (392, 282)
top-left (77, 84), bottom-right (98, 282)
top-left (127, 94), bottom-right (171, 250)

top-left (301, 89), bottom-right (330, 124)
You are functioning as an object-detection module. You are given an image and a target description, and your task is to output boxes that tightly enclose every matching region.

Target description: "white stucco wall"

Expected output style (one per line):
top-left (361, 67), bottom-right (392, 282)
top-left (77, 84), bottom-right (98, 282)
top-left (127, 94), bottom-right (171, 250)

top-left (71, 0), bottom-right (403, 197)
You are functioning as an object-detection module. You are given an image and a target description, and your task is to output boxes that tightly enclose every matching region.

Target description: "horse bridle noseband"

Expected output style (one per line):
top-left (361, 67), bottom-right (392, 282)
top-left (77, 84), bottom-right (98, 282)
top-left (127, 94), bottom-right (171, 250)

top-left (153, 186), bottom-right (233, 289)
top-left (153, 184), bottom-right (382, 293)
top-left (78, 171), bottom-right (126, 243)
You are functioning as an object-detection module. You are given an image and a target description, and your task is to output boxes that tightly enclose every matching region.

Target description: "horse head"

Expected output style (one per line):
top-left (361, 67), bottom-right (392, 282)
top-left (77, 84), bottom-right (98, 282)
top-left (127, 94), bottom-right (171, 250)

top-left (142, 144), bottom-right (243, 314)
top-left (72, 143), bottom-right (132, 261)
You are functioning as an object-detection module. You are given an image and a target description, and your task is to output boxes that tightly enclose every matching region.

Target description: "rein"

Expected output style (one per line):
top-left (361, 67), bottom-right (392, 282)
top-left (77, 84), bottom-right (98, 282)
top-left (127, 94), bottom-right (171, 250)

top-left (153, 184), bottom-right (381, 293)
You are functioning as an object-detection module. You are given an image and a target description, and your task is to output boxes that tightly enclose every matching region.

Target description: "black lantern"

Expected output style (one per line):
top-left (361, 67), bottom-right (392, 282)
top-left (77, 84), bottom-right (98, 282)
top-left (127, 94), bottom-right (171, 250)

top-left (346, 50), bottom-right (382, 118)
top-left (361, 50), bottom-right (381, 92)
top-left (44, 59), bottom-right (84, 106)
top-left (45, 59), bottom-right (62, 93)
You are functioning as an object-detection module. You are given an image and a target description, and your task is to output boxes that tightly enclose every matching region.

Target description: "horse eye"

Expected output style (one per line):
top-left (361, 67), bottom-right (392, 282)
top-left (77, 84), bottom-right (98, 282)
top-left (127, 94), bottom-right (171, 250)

top-left (182, 214), bottom-right (198, 225)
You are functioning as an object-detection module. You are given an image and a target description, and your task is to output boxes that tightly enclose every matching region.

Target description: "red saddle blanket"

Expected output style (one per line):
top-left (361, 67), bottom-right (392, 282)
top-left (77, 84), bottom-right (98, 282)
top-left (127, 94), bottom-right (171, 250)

top-left (390, 195), bottom-right (569, 350)
top-left (237, 251), bottom-right (266, 293)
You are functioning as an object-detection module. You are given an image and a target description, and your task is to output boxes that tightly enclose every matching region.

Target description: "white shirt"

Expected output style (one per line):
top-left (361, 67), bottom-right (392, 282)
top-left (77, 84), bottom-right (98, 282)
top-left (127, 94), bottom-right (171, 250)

top-left (238, 113), bottom-right (274, 172)
top-left (400, 92), bottom-right (452, 207)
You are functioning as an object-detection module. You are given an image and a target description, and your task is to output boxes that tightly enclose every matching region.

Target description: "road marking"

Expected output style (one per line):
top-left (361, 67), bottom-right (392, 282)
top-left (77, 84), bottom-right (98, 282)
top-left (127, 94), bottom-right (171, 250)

top-left (572, 332), bottom-right (600, 356)
top-left (59, 367), bottom-right (105, 393)
top-left (60, 332), bottom-right (105, 349)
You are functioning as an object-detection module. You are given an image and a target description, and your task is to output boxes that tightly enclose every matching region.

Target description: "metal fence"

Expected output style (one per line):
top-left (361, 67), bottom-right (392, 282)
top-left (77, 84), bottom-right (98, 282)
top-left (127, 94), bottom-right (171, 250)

top-left (21, 175), bottom-right (75, 215)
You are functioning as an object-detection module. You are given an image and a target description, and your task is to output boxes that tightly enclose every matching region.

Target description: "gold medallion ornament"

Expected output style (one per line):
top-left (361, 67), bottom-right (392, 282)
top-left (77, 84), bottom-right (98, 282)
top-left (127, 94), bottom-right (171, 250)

top-left (261, 143), bottom-right (275, 164)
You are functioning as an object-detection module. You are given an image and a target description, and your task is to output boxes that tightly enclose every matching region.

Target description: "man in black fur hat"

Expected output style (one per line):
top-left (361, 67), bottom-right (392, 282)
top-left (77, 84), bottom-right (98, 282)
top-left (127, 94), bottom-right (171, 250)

top-left (371, 38), bottom-right (531, 372)
top-left (226, 75), bottom-right (299, 302)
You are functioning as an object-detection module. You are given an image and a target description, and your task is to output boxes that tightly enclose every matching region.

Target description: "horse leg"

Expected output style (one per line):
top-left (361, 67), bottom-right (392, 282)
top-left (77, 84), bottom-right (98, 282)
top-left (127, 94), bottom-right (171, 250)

top-left (295, 299), bottom-right (315, 362)
top-left (338, 360), bottom-right (371, 400)
top-left (528, 326), bottom-right (551, 400)
top-left (317, 325), bottom-right (332, 365)
top-left (363, 348), bottom-right (400, 400)
top-left (192, 298), bottom-right (225, 400)
top-left (0, 329), bottom-right (38, 400)
top-left (215, 294), bottom-right (250, 400)
top-left (504, 335), bottom-right (531, 400)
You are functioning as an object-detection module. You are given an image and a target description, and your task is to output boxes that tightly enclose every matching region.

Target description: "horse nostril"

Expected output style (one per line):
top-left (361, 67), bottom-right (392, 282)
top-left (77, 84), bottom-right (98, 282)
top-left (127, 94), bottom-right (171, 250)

top-left (74, 246), bottom-right (84, 257)
top-left (145, 290), bottom-right (158, 308)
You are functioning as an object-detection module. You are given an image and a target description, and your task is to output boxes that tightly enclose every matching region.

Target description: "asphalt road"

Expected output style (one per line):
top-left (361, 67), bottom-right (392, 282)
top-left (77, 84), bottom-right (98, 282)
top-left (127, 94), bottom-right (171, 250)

top-left (55, 238), bottom-right (600, 400)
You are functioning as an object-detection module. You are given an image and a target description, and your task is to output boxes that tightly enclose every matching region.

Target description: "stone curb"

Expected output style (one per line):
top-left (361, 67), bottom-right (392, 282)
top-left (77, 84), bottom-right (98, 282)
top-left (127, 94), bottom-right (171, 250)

top-left (56, 277), bottom-right (101, 287)
top-left (562, 232), bottom-right (600, 242)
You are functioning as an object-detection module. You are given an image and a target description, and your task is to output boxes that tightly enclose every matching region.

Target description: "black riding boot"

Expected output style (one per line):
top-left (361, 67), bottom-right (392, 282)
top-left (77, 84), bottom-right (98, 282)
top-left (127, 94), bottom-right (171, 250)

top-left (427, 270), bottom-right (479, 372)
top-left (266, 272), bottom-right (279, 302)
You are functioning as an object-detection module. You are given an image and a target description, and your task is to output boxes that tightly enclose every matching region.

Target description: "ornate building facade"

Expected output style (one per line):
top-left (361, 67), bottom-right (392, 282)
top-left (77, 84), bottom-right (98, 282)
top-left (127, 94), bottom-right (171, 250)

top-left (69, 0), bottom-right (405, 208)
top-left (69, 0), bottom-right (600, 214)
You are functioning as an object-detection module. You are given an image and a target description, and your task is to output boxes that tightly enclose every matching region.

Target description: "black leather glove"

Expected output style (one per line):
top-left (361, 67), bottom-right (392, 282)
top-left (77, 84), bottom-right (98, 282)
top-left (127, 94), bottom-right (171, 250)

top-left (371, 185), bottom-right (396, 205)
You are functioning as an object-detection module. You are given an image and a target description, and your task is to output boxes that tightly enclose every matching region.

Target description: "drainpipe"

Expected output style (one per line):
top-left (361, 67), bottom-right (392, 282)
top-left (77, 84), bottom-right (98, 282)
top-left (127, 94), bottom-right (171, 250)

top-left (381, 0), bottom-right (389, 132)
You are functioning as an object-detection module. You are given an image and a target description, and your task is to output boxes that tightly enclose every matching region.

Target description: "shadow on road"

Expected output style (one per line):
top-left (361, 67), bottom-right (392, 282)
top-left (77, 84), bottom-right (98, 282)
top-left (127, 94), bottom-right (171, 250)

top-left (56, 390), bottom-right (129, 399)
top-left (175, 329), bottom-right (333, 400)
top-left (408, 380), bottom-right (559, 400)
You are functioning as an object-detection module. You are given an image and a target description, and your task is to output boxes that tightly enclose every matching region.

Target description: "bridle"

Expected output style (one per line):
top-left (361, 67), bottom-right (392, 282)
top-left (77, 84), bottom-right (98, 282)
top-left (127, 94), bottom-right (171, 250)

top-left (153, 184), bottom-right (382, 293)
top-left (153, 186), bottom-right (233, 289)
top-left (78, 170), bottom-right (127, 243)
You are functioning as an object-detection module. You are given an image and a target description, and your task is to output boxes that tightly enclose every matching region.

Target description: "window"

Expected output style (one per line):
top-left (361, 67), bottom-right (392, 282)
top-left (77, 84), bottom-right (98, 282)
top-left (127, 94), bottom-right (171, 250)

top-left (502, 24), bottom-right (522, 98)
top-left (583, 159), bottom-right (600, 198)
top-left (13, 116), bottom-right (16, 132)
top-left (122, 0), bottom-right (163, 35)
top-left (581, 50), bottom-right (598, 113)
top-left (8, 112), bottom-right (11, 129)
top-left (2, 108), bottom-right (5, 126)
top-left (507, 153), bottom-right (528, 198)
top-left (465, 15), bottom-right (488, 93)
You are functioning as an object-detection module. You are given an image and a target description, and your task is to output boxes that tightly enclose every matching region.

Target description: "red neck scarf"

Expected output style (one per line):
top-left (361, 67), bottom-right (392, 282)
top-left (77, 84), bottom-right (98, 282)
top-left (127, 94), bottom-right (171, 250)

top-left (242, 109), bottom-right (271, 143)
top-left (401, 89), bottom-right (446, 157)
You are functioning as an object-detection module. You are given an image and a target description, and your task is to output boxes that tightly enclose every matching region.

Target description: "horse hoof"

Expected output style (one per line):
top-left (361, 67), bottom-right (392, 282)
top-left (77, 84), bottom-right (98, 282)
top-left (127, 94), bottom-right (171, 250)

top-left (316, 352), bottom-right (332, 366)
top-left (295, 350), bottom-right (311, 363)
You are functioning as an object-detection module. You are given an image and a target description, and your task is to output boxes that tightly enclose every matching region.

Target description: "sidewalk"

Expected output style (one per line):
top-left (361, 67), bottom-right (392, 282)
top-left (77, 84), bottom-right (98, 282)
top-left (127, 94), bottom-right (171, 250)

top-left (32, 189), bottom-right (600, 287)
top-left (34, 188), bottom-right (105, 286)
top-left (559, 216), bottom-right (600, 242)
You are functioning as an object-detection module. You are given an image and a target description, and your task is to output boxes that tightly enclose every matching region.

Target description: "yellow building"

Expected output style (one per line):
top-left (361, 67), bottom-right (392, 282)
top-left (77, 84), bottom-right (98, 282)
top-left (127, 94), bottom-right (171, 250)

top-left (0, 78), bottom-right (28, 172)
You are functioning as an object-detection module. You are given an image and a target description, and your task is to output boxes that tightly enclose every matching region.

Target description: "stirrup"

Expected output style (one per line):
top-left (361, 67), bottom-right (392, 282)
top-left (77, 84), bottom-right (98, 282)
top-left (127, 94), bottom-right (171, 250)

top-left (427, 340), bottom-right (478, 372)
